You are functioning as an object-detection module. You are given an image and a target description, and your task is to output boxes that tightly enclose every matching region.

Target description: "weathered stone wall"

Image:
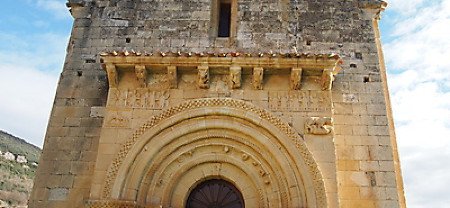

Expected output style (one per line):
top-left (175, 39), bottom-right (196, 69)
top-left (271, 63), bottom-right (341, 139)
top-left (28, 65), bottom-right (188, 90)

top-left (30, 0), bottom-right (405, 207)
top-left (63, 0), bottom-right (376, 59)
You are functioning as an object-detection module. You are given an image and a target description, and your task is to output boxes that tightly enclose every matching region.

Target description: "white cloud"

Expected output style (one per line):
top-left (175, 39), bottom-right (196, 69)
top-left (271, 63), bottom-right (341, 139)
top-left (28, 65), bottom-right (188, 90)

top-left (0, 65), bottom-right (58, 148)
top-left (383, 0), bottom-right (450, 207)
top-left (0, 32), bottom-right (68, 147)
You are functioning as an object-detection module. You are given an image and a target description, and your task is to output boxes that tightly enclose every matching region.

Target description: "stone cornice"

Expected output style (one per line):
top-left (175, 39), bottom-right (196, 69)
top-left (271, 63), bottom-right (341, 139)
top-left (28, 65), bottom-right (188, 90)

top-left (100, 51), bottom-right (343, 91)
top-left (100, 51), bottom-right (342, 70)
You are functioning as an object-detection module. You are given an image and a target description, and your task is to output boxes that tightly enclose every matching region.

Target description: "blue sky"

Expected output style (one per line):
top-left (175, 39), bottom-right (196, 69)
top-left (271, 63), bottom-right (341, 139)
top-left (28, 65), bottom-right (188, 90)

top-left (1, 0), bottom-right (449, 207)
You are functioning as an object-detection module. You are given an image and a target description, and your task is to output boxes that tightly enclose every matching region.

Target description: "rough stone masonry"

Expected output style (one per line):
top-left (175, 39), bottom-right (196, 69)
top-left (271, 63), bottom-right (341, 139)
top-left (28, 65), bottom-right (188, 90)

top-left (30, 0), bottom-right (406, 207)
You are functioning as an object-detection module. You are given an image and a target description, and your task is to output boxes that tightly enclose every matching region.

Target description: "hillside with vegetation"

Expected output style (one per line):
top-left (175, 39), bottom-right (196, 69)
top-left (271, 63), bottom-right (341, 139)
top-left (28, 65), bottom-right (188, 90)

top-left (0, 130), bottom-right (41, 207)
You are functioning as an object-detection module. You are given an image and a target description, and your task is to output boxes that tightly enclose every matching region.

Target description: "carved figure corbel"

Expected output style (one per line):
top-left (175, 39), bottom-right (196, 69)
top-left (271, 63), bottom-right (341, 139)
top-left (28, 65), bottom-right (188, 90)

top-left (253, 67), bottom-right (264, 90)
top-left (197, 65), bottom-right (209, 89)
top-left (321, 62), bottom-right (343, 90)
top-left (305, 117), bottom-right (333, 135)
top-left (291, 67), bottom-right (303, 90)
top-left (321, 68), bottom-right (333, 90)
top-left (229, 66), bottom-right (242, 89)
top-left (135, 65), bottom-right (147, 88)
top-left (105, 63), bottom-right (118, 88)
top-left (167, 66), bottom-right (178, 89)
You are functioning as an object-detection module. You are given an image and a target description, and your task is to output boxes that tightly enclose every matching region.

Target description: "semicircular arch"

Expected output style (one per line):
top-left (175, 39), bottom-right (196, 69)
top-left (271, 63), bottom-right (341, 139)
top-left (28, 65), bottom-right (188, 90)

top-left (101, 98), bottom-right (327, 207)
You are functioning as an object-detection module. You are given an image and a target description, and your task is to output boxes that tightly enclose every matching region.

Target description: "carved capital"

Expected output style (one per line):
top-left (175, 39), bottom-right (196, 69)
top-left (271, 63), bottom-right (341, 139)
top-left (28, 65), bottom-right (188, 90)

top-left (134, 65), bottom-right (147, 88)
top-left (197, 65), bottom-right (210, 89)
top-left (290, 67), bottom-right (303, 90)
top-left (167, 66), bottom-right (178, 89)
top-left (105, 63), bottom-right (118, 88)
top-left (229, 66), bottom-right (242, 89)
top-left (253, 67), bottom-right (264, 90)
top-left (305, 117), bottom-right (333, 135)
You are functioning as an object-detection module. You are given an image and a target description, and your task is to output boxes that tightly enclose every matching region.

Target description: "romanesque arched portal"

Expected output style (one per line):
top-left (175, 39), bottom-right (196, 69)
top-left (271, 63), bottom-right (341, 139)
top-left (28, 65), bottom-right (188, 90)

top-left (87, 98), bottom-right (327, 208)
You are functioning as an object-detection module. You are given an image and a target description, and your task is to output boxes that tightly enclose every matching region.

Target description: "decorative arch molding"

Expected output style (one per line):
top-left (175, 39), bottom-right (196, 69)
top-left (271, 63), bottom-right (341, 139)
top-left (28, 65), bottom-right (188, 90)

top-left (94, 98), bottom-right (327, 207)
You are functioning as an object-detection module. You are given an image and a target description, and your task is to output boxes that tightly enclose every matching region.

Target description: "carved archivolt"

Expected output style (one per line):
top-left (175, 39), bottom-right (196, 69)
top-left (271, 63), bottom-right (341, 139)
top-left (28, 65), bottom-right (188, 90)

top-left (85, 200), bottom-right (139, 208)
top-left (92, 98), bottom-right (327, 208)
top-left (305, 117), bottom-right (334, 135)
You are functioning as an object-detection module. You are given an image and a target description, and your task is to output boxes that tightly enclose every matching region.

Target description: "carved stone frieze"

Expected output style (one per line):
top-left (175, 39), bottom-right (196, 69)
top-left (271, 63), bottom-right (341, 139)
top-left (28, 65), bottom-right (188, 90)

top-left (305, 117), bottom-right (334, 135)
top-left (107, 89), bottom-right (169, 109)
top-left (268, 91), bottom-right (331, 112)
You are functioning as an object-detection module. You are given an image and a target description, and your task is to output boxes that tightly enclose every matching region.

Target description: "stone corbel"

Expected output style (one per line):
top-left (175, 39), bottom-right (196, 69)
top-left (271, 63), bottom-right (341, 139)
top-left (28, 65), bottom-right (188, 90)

top-left (229, 66), bottom-right (242, 89)
top-left (359, 0), bottom-right (387, 20)
top-left (290, 67), bottom-right (303, 90)
top-left (105, 63), bottom-right (118, 88)
top-left (305, 117), bottom-right (333, 135)
top-left (198, 65), bottom-right (210, 89)
top-left (135, 65), bottom-right (147, 88)
top-left (321, 68), bottom-right (334, 90)
top-left (253, 67), bottom-right (264, 90)
top-left (167, 66), bottom-right (178, 89)
top-left (66, 0), bottom-right (84, 8)
top-left (66, 0), bottom-right (92, 19)
top-left (321, 64), bottom-right (342, 91)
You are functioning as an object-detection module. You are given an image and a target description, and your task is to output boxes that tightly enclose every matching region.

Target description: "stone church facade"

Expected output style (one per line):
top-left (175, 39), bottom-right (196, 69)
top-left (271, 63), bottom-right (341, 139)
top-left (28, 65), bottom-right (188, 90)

top-left (30, 0), bottom-right (406, 207)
